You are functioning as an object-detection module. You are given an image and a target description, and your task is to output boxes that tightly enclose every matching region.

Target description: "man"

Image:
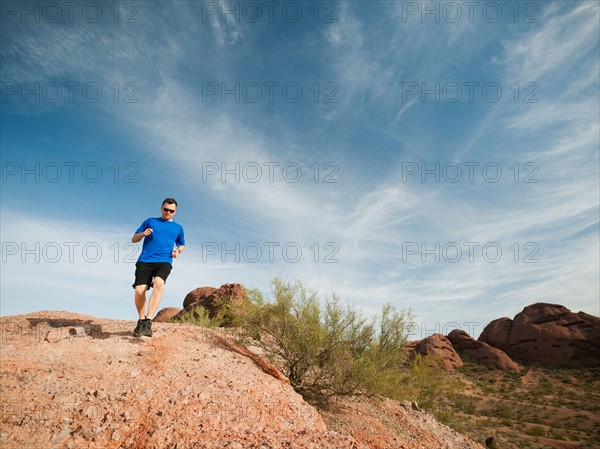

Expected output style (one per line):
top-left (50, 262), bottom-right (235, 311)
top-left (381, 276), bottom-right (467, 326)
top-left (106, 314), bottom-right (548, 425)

top-left (131, 198), bottom-right (185, 337)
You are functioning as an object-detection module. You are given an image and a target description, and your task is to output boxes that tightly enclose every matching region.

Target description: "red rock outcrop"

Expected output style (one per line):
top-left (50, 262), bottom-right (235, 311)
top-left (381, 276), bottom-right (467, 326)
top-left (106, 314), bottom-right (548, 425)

top-left (478, 303), bottom-right (600, 367)
top-left (447, 329), bottom-right (520, 372)
top-left (413, 334), bottom-right (464, 370)
top-left (179, 283), bottom-right (250, 326)
top-left (182, 286), bottom-right (217, 308)
top-left (152, 307), bottom-right (181, 323)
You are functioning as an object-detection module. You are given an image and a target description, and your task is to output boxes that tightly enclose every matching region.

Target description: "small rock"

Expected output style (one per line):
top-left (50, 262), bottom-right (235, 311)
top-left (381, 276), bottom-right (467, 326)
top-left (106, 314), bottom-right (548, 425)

top-left (485, 436), bottom-right (500, 448)
top-left (68, 327), bottom-right (88, 337)
top-left (51, 428), bottom-right (71, 444)
top-left (82, 428), bottom-right (95, 440)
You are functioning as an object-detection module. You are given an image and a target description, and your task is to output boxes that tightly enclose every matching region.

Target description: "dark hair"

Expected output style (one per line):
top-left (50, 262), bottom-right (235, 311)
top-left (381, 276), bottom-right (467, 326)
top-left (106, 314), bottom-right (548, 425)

top-left (162, 198), bottom-right (178, 207)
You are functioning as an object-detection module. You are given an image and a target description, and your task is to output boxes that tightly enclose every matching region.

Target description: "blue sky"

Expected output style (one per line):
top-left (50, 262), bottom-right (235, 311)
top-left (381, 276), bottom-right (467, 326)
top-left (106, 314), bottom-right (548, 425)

top-left (1, 1), bottom-right (598, 339)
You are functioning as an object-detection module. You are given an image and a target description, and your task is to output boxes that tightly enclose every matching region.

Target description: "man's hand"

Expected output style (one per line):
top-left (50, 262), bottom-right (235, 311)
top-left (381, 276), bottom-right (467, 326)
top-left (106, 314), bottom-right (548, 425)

top-left (172, 246), bottom-right (184, 258)
top-left (132, 228), bottom-right (153, 243)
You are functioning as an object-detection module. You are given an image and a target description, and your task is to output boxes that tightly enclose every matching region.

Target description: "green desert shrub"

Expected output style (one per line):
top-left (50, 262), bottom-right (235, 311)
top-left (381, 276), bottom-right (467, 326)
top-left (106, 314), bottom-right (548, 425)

top-left (394, 352), bottom-right (460, 409)
top-left (172, 291), bottom-right (257, 328)
top-left (525, 425), bottom-right (546, 437)
top-left (171, 305), bottom-right (216, 328)
top-left (234, 276), bottom-right (422, 402)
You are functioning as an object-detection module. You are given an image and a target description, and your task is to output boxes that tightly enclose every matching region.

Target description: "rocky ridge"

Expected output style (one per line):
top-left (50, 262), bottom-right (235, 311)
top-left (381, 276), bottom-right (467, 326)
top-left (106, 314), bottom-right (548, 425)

top-left (0, 310), bottom-right (485, 449)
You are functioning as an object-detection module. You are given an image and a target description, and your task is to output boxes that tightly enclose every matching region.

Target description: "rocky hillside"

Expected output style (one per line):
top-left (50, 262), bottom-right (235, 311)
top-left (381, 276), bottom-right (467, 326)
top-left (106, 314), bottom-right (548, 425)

top-left (0, 310), bottom-right (485, 449)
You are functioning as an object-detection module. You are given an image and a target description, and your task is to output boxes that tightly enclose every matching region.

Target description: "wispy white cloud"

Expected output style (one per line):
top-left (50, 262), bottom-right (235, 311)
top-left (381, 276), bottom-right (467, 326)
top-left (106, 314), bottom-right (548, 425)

top-left (498, 2), bottom-right (599, 83)
top-left (1, 1), bottom-right (597, 332)
top-left (78, 0), bottom-right (600, 328)
top-left (206, 0), bottom-right (245, 45)
top-left (0, 211), bottom-right (136, 317)
top-left (0, 210), bottom-right (282, 318)
top-left (392, 100), bottom-right (417, 125)
top-left (323, 3), bottom-right (396, 115)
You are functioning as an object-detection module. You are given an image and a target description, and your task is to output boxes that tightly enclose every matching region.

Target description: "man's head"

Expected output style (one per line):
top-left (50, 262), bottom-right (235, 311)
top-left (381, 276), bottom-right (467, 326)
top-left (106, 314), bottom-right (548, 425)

top-left (161, 198), bottom-right (178, 220)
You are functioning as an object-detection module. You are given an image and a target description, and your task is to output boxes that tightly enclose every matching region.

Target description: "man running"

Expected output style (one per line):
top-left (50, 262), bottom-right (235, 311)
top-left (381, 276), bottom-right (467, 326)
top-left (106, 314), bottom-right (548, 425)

top-left (131, 198), bottom-right (185, 337)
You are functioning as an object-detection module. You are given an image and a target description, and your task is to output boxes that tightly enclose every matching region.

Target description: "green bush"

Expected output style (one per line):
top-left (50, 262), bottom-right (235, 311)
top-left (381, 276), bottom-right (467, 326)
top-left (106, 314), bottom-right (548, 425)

top-left (170, 305), bottom-right (216, 327)
top-left (525, 425), bottom-right (546, 437)
top-left (171, 292), bottom-right (256, 328)
top-left (235, 276), bottom-right (421, 402)
top-left (174, 276), bottom-right (460, 408)
top-left (394, 353), bottom-right (460, 409)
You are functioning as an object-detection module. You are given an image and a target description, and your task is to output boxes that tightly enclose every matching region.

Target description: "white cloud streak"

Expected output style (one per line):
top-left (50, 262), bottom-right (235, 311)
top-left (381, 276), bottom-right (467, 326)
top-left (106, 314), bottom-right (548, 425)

top-left (2, 1), bottom-right (597, 331)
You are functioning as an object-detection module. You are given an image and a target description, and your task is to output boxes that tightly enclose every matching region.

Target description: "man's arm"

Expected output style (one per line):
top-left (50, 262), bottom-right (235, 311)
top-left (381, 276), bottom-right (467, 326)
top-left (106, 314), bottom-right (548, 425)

top-left (132, 228), bottom-right (153, 243)
top-left (173, 227), bottom-right (186, 257)
top-left (172, 245), bottom-right (185, 258)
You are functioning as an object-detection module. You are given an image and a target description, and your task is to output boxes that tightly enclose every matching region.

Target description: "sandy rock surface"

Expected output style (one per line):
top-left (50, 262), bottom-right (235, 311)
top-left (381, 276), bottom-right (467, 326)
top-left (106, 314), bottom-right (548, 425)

top-left (0, 311), bottom-right (362, 449)
top-left (1, 310), bottom-right (485, 449)
top-left (321, 396), bottom-right (485, 449)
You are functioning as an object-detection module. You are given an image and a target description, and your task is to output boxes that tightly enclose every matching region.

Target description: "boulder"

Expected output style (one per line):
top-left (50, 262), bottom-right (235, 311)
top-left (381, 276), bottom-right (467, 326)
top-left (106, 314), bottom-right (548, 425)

top-left (485, 436), bottom-right (500, 449)
top-left (478, 303), bottom-right (600, 367)
top-left (183, 286), bottom-right (217, 308)
top-left (180, 283), bottom-right (250, 326)
top-left (153, 307), bottom-right (182, 323)
top-left (447, 329), bottom-right (520, 372)
top-left (413, 334), bottom-right (464, 370)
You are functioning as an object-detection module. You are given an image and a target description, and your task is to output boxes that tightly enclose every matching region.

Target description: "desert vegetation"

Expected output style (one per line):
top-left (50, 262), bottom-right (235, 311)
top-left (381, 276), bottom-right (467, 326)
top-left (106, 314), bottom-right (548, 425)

top-left (436, 363), bottom-right (600, 448)
top-left (175, 276), bottom-right (455, 408)
top-left (174, 277), bottom-right (600, 449)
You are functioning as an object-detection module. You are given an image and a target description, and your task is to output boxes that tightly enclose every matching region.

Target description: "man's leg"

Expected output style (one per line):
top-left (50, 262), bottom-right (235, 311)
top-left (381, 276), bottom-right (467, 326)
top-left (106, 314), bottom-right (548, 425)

top-left (146, 277), bottom-right (165, 319)
top-left (134, 284), bottom-right (148, 319)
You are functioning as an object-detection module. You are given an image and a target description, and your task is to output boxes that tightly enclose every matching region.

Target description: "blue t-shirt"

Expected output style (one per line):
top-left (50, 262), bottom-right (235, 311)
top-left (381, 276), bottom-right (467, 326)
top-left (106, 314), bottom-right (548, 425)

top-left (136, 217), bottom-right (185, 263)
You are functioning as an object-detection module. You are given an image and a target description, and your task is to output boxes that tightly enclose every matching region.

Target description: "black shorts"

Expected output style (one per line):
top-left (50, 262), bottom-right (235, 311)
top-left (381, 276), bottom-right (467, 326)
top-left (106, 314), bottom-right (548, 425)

top-left (132, 262), bottom-right (173, 290)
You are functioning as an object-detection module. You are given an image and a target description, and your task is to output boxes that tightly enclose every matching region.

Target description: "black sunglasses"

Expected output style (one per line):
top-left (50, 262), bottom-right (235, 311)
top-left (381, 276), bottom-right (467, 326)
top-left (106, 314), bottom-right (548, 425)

top-left (163, 207), bottom-right (176, 213)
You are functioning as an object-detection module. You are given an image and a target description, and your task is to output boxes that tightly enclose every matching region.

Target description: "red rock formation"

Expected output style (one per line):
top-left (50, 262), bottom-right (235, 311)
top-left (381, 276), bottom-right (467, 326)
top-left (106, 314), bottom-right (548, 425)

top-left (152, 307), bottom-right (181, 323)
top-left (182, 286), bottom-right (217, 308)
top-left (447, 329), bottom-right (520, 372)
top-left (413, 334), bottom-right (464, 370)
top-left (200, 283), bottom-right (248, 318)
top-left (178, 283), bottom-right (250, 326)
top-left (478, 303), bottom-right (600, 367)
